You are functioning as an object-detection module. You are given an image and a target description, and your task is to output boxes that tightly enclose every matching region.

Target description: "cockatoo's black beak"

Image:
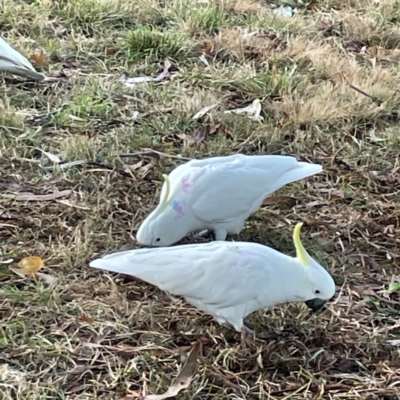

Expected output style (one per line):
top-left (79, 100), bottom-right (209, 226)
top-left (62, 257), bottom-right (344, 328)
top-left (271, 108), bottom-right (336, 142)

top-left (305, 298), bottom-right (327, 312)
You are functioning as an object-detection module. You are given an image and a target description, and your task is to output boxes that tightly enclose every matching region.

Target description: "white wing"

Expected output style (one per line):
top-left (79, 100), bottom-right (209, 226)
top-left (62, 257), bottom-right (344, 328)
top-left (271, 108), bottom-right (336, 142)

top-left (156, 154), bottom-right (246, 203)
top-left (0, 36), bottom-right (46, 81)
top-left (90, 241), bottom-right (274, 309)
top-left (175, 155), bottom-right (321, 223)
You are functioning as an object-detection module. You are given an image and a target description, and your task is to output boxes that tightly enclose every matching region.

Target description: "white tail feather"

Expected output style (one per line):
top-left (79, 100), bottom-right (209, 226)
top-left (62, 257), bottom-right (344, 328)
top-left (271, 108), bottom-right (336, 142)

top-left (271, 162), bottom-right (322, 192)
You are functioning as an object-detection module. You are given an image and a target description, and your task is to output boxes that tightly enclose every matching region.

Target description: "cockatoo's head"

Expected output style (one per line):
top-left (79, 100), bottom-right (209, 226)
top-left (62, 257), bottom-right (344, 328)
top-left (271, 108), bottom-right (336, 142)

top-left (293, 223), bottom-right (336, 303)
top-left (136, 174), bottom-right (190, 247)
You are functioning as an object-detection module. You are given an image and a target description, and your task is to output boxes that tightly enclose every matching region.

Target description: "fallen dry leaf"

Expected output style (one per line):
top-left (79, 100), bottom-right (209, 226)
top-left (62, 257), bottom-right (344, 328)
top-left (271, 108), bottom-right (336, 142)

top-left (208, 123), bottom-right (221, 134)
top-left (153, 59), bottom-right (172, 82)
top-left (0, 175), bottom-right (65, 192)
top-left (177, 124), bottom-right (222, 148)
top-left (122, 59), bottom-right (174, 87)
top-left (175, 133), bottom-right (192, 149)
top-left (192, 126), bottom-right (209, 144)
top-left (141, 341), bottom-right (201, 400)
top-left (18, 256), bottom-right (44, 275)
top-left (218, 124), bottom-right (234, 139)
top-left (352, 284), bottom-right (382, 297)
top-left (12, 190), bottom-right (72, 201)
top-left (224, 98), bottom-right (263, 121)
top-left (30, 49), bottom-right (46, 65)
top-left (139, 163), bottom-right (153, 178)
top-left (37, 149), bottom-right (62, 163)
top-left (106, 46), bottom-right (120, 55)
top-left (192, 103), bottom-right (218, 120)
top-left (10, 256), bottom-right (46, 279)
top-left (306, 1), bottom-right (319, 10)
top-left (123, 160), bottom-right (144, 173)
top-left (80, 314), bottom-right (95, 324)
top-left (203, 43), bottom-right (213, 54)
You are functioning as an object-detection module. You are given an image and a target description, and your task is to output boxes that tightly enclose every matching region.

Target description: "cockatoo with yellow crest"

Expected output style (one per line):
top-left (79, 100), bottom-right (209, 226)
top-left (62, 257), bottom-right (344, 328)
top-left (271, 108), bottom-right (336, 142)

top-left (0, 36), bottom-right (46, 81)
top-left (90, 223), bottom-right (336, 334)
top-left (136, 154), bottom-right (322, 247)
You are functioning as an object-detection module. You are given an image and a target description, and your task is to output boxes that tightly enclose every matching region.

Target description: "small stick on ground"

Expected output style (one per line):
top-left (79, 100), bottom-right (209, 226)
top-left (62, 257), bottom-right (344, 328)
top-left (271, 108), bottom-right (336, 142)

top-left (348, 83), bottom-right (383, 105)
top-left (119, 148), bottom-right (192, 161)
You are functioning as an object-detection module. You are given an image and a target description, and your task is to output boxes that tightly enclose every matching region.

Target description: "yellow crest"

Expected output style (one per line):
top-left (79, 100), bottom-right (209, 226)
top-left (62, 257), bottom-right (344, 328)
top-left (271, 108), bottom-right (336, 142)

top-left (293, 222), bottom-right (308, 265)
top-left (160, 174), bottom-right (171, 211)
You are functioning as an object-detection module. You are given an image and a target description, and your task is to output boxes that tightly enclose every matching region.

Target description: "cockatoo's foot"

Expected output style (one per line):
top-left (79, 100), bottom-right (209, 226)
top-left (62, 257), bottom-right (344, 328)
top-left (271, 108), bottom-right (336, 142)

top-left (193, 230), bottom-right (215, 240)
top-left (214, 229), bottom-right (227, 241)
top-left (195, 229), bottom-right (227, 241)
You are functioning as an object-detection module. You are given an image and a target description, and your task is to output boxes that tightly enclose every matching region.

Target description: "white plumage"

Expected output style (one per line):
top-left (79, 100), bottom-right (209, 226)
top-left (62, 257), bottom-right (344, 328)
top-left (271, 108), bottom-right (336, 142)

top-left (90, 223), bottom-right (336, 332)
top-left (136, 154), bottom-right (322, 247)
top-left (0, 36), bottom-right (46, 81)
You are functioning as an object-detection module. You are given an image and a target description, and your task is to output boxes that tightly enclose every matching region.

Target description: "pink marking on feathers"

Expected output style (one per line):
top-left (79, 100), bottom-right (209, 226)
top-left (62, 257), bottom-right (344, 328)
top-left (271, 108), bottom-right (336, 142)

top-left (181, 177), bottom-right (191, 193)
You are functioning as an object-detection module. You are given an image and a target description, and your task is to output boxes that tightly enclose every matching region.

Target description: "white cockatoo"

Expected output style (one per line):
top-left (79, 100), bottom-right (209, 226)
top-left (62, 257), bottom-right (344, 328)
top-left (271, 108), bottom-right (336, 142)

top-left (136, 154), bottom-right (323, 247)
top-left (0, 36), bottom-right (46, 81)
top-left (90, 223), bottom-right (336, 333)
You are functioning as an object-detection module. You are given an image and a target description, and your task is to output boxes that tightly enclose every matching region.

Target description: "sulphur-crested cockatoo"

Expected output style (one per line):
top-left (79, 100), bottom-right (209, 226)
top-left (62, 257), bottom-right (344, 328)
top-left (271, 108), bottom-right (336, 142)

top-left (136, 154), bottom-right (322, 247)
top-left (0, 36), bottom-right (46, 81)
top-left (90, 223), bottom-right (336, 333)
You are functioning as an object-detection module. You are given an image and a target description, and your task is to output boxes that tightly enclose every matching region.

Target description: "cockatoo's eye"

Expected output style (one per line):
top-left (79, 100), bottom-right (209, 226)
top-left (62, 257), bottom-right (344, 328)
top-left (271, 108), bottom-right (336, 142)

top-left (314, 289), bottom-right (320, 295)
top-left (156, 238), bottom-right (161, 242)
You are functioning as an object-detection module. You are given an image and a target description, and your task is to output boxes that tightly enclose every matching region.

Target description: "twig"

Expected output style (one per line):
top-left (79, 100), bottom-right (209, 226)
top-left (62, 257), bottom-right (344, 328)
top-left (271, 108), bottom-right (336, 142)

top-left (41, 160), bottom-right (134, 178)
top-left (119, 148), bottom-right (191, 161)
top-left (207, 370), bottom-right (259, 399)
top-left (3, 190), bottom-right (72, 201)
top-left (86, 161), bottom-right (133, 178)
top-left (0, 175), bottom-right (64, 192)
top-left (348, 83), bottom-right (382, 105)
top-left (271, 383), bottom-right (352, 396)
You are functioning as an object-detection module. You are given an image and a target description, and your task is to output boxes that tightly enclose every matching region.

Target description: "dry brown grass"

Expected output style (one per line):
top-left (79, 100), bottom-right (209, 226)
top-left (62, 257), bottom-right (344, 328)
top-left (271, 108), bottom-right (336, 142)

top-left (1, 0), bottom-right (400, 399)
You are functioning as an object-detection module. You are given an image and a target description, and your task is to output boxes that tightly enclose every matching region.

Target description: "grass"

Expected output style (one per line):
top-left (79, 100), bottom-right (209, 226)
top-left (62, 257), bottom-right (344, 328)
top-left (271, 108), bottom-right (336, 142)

top-left (1, 0), bottom-right (400, 398)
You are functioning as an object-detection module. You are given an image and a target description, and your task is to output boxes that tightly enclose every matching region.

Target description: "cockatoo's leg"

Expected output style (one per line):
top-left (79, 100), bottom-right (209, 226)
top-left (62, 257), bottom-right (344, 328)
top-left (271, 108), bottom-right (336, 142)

top-left (243, 324), bottom-right (254, 335)
top-left (195, 229), bottom-right (209, 238)
top-left (214, 228), bottom-right (227, 241)
top-left (241, 325), bottom-right (254, 344)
